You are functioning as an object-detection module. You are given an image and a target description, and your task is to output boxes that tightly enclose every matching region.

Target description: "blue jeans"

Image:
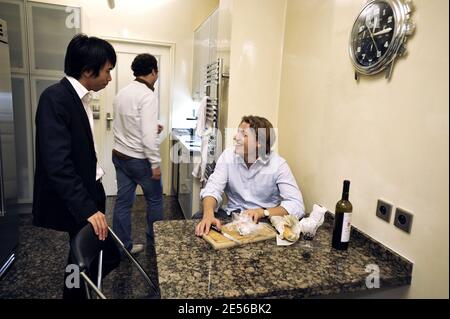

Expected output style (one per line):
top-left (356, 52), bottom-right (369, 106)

top-left (112, 154), bottom-right (163, 251)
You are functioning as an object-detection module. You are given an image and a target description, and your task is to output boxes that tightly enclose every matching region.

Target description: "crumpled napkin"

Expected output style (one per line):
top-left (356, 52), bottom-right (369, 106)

top-left (299, 204), bottom-right (327, 240)
top-left (270, 215), bottom-right (301, 246)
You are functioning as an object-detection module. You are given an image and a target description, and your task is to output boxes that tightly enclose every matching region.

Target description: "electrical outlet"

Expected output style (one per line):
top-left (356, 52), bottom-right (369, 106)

top-left (376, 199), bottom-right (393, 222)
top-left (394, 208), bottom-right (413, 233)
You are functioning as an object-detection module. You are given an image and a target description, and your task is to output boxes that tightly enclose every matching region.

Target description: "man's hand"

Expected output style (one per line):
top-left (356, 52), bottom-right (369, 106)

top-left (87, 211), bottom-right (108, 241)
top-left (157, 124), bottom-right (164, 134)
top-left (242, 208), bottom-right (264, 224)
top-left (152, 167), bottom-right (161, 180)
top-left (195, 215), bottom-right (222, 237)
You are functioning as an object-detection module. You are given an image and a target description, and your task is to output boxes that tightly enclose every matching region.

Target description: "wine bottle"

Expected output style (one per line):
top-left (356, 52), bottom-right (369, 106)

top-left (332, 180), bottom-right (353, 250)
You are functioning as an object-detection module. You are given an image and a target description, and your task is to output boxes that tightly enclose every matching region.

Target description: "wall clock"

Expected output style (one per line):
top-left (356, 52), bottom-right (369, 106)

top-left (349, 0), bottom-right (415, 80)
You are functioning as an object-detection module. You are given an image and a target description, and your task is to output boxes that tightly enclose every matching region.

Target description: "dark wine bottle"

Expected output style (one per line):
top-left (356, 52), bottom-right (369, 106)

top-left (332, 180), bottom-right (353, 250)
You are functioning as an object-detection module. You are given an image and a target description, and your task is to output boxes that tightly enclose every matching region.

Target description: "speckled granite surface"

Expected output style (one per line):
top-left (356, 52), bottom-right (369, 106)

top-left (0, 196), bottom-right (183, 299)
top-left (154, 214), bottom-right (413, 299)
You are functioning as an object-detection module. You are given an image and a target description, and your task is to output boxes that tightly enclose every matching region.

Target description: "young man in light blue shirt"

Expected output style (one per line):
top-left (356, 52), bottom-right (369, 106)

top-left (195, 115), bottom-right (305, 236)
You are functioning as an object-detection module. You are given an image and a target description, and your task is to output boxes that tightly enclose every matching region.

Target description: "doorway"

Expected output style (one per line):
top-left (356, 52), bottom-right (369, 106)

top-left (96, 39), bottom-right (174, 196)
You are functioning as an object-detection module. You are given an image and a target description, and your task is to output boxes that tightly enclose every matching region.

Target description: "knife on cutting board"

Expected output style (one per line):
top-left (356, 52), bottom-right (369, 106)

top-left (210, 225), bottom-right (241, 245)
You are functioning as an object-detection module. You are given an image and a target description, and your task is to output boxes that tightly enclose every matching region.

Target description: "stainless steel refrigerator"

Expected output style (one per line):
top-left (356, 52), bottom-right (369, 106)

top-left (0, 18), bottom-right (19, 279)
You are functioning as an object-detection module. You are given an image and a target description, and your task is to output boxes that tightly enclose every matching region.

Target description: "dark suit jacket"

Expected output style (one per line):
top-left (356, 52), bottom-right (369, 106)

top-left (32, 78), bottom-right (104, 232)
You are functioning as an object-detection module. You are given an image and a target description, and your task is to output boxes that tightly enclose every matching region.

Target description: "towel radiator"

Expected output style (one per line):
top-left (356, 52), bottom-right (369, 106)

top-left (203, 58), bottom-right (228, 181)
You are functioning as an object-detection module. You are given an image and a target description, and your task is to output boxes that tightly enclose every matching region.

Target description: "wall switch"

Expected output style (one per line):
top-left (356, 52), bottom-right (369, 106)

top-left (394, 208), bottom-right (413, 233)
top-left (376, 199), bottom-right (393, 222)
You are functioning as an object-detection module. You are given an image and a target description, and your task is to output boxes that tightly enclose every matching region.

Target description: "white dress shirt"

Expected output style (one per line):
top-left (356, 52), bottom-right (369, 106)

top-left (200, 148), bottom-right (305, 219)
top-left (112, 80), bottom-right (161, 168)
top-left (66, 76), bottom-right (105, 181)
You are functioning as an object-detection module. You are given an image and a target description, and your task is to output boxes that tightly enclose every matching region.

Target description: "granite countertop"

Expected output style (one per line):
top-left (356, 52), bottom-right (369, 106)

top-left (171, 129), bottom-right (201, 154)
top-left (154, 214), bottom-right (413, 299)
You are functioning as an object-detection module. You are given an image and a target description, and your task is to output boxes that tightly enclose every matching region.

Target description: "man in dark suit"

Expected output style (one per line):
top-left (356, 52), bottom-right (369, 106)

top-left (32, 34), bottom-right (120, 299)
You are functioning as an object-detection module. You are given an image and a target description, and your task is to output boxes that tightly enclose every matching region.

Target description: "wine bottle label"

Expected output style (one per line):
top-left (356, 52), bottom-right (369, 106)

top-left (340, 213), bottom-right (352, 242)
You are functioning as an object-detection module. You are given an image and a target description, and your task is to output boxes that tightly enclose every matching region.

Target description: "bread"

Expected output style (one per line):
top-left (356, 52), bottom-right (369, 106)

top-left (283, 225), bottom-right (297, 242)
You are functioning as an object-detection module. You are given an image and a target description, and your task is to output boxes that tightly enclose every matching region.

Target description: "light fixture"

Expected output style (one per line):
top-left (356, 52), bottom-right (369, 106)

top-left (107, 0), bottom-right (115, 9)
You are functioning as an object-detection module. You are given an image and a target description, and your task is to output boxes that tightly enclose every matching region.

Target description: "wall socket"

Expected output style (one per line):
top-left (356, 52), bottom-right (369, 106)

top-left (394, 208), bottom-right (413, 233)
top-left (376, 199), bottom-right (393, 222)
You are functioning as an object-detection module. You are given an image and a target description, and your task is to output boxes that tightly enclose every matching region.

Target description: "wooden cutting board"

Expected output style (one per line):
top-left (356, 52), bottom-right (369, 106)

top-left (202, 222), bottom-right (277, 249)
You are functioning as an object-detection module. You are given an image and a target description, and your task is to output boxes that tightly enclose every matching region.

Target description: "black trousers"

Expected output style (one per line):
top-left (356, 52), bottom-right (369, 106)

top-left (62, 182), bottom-right (121, 299)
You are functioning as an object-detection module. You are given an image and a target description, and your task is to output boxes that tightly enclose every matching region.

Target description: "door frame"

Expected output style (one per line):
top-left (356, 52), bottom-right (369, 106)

top-left (102, 36), bottom-right (176, 196)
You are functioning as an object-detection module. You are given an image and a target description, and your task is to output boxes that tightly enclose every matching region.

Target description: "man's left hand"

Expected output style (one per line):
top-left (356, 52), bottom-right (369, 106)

top-left (243, 208), bottom-right (264, 224)
top-left (151, 167), bottom-right (161, 180)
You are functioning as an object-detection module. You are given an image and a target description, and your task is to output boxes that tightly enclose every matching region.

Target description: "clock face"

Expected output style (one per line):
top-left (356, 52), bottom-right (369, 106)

top-left (351, 1), bottom-right (396, 67)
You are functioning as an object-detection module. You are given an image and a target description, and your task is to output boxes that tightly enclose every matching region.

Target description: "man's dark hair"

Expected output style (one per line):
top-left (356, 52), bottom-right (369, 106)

top-left (241, 115), bottom-right (276, 155)
top-left (131, 54), bottom-right (158, 77)
top-left (64, 34), bottom-right (116, 79)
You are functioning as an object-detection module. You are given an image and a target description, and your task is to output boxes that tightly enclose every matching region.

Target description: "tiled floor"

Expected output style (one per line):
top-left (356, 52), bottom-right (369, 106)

top-left (0, 195), bottom-right (184, 299)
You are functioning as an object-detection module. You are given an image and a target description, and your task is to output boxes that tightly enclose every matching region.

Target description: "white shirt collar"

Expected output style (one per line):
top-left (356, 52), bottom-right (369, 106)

top-left (66, 76), bottom-right (90, 102)
top-left (234, 151), bottom-right (272, 168)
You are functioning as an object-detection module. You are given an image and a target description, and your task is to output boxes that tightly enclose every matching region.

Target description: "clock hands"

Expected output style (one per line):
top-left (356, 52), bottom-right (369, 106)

top-left (365, 19), bottom-right (380, 53)
top-left (373, 27), bottom-right (392, 36)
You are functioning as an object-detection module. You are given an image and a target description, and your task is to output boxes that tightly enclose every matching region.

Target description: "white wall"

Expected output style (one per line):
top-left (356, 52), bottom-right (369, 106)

top-left (225, 0), bottom-right (287, 147)
top-left (32, 0), bottom-right (219, 128)
top-left (277, 0), bottom-right (449, 298)
top-left (216, 0), bottom-right (232, 134)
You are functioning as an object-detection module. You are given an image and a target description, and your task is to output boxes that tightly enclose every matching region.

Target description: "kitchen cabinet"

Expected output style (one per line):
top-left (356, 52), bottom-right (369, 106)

top-left (171, 130), bottom-right (201, 219)
top-left (0, 0), bottom-right (80, 204)
top-left (208, 9), bottom-right (219, 69)
top-left (178, 157), bottom-right (194, 218)
top-left (0, 0), bottom-right (27, 71)
top-left (0, 17), bottom-right (19, 281)
top-left (192, 8), bottom-right (219, 100)
top-left (10, 75), bottom-right (33, 201)
top-left (27, 2), bottom-right (81, 75)
top-left (178, 150), bottom-right (201, 219)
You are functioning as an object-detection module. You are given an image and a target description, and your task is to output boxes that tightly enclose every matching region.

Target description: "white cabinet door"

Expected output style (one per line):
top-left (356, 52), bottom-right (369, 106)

top-left (0, 1), bottom-right (81, 204)
top-left (192, 29), bottom-right (201, 99)
top-left (209, 9), bottom-right (219, 65)
top-left (178, 156), bottom-right (193, 219)
top-left (192, 8), bottom-right (220, 100)
top-left (192, 16), bottom-right (211, 100)
top-left (198, 18), bottom-right (210, 99)
top-left (0, 0), bottom-right (27, 72)
top-left (27, 2), bottom-right (80, 76)
top-left (10, 75), bottom-right (33, 202)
